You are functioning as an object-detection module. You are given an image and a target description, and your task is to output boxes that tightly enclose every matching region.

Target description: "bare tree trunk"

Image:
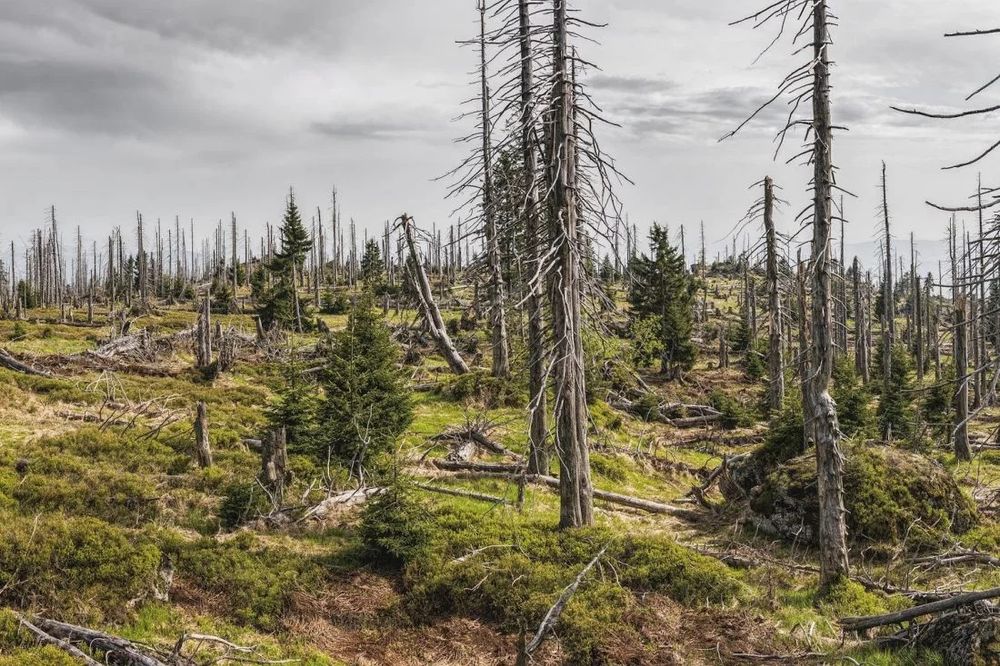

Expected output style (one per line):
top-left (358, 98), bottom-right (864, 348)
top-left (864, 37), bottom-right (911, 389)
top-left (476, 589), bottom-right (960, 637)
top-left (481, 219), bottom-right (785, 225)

top-left (809, 0), bottom-right (850, 588)
top-left (764, 177), bottom-right (784, 411)
top-left (400, 214), bottom-right (470, 375)
top-left (954, 293), bottom-right (972, 460)
top-left (881, 162), bottom-right (893, 381)
top-left (478, 1), bottom-right (511, 380)
top-left (853, 257), bottom-right (869, 383)
top-left (797, 251), bottom-right (810, 449)
top-left (549, 0), bottom-right (592, 528)
top-left (913, 234), bottom-right (924, 382)
top-left (519, 0), bottom-right (548, 475)
top-left (194, 401), bottom-right (213, 468)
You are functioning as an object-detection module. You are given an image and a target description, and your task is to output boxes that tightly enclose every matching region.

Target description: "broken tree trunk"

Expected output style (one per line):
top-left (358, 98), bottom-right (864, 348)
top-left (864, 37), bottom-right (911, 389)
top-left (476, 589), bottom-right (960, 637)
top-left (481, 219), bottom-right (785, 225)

top-left (399, 214), bottom-right (470, 375)
top-left (260, 427), bottom-right (292, 508)
top-left (194, 401), bottom-right (213, 468)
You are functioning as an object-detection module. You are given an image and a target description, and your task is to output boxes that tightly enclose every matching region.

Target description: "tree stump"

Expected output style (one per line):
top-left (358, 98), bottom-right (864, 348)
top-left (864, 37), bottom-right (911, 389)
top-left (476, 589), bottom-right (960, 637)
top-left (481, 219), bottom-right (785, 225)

top-left (193, 401), bottom-right (213, 468)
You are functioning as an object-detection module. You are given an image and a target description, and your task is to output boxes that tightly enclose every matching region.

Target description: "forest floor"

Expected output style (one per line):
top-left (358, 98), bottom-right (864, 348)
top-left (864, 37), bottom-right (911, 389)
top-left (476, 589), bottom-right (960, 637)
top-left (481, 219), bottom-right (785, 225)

top-left (0, 276), bottom-right (998, 665)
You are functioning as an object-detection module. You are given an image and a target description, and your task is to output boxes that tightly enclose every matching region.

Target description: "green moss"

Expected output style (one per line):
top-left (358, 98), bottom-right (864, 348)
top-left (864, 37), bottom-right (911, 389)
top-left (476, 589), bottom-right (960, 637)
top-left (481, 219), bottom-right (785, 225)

top-left (751, 445), bottom-right (978, 550)
top-left (559, 583), bottom-right (638, 665)
top-left (590, 453), bottom-right (630, 483)
top-left (817, 579), bottom-right (887, 617)
top-left (0, 646), bottom-right (81, 665)
top-left (169, 532), bottom-right (324, 630)
top-left (0, 511), bottom-right (161, 623)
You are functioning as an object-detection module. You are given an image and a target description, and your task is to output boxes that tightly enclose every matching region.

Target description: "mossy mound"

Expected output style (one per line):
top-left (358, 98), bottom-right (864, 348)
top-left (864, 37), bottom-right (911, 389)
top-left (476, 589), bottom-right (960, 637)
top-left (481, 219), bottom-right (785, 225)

top-left (750, 445), bottom-right (978, 550)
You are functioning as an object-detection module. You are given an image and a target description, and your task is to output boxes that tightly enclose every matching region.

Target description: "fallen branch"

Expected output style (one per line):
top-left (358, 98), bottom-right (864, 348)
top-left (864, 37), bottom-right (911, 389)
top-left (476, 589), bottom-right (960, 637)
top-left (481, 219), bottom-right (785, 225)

top-left (519, 543), bottom-right (610, 663)
top-left (413, 482), bottom-right (509, 505)
top-left (841, 586), bottom-right (1000, 632)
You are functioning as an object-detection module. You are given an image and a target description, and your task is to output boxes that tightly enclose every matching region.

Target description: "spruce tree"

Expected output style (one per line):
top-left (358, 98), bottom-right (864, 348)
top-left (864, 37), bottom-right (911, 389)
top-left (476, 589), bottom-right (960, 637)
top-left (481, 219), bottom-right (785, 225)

top-left (258, 189), bottom-right (313, 331)
top-left (319, 295), bottom-right (412, 479)
top-left (360, 239), bottom-right (385, 289)
top-left (266, 361), bottom-right (320, 454)
top-left (628, 224), bottom-right (696, 379)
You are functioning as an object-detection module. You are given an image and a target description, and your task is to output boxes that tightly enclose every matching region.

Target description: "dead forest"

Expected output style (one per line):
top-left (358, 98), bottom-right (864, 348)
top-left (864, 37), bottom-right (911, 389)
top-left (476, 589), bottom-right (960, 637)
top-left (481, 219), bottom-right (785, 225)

top-left (3, 1), bottom-right (1000, 665)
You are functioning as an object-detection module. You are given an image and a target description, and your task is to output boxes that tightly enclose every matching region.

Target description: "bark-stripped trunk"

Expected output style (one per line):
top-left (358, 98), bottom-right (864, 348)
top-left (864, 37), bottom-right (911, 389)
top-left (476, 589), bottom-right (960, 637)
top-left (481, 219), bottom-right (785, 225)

top-left (549, 0), bottom-right (592, 528)
top-left (401, 215), bottom-right (470, 375)
top-left (809, 0), bottom-right (850, 588)
top-left (764, 177), bottom-right (784, 411)
top-left (853, 257), bottom-right (870, 383)
top-left (520, 0), bottom-right (549, 475)
top-left (479, 2), bottom-right (511, 379)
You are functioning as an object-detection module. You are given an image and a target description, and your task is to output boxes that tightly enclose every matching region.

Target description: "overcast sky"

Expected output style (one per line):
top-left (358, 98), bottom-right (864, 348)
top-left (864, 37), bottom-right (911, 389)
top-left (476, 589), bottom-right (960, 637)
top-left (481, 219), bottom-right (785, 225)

top-left (0, 0), bottom-right (996, 268)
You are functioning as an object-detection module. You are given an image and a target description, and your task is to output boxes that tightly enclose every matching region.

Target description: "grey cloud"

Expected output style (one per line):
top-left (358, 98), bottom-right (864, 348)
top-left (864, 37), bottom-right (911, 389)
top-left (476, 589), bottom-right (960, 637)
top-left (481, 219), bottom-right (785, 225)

top-left (80, 0), bottom-right (360, 55)
top-left (311, 115), bottom-right (440, 141)
top-left (588, 74), bottom-right (676, 94)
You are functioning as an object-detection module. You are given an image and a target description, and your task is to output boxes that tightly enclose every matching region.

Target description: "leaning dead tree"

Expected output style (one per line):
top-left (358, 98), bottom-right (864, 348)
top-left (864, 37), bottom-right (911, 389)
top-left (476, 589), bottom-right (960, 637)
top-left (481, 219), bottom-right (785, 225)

top-left (399, 214), bottom-right (470, 375)
top-left (726, 0), bottom-right (850, 588)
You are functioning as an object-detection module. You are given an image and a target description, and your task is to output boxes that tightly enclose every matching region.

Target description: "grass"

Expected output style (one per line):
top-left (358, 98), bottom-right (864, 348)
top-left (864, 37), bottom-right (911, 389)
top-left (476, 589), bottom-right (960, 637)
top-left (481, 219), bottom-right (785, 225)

top-left (0, 283), bottom-right (997, 664)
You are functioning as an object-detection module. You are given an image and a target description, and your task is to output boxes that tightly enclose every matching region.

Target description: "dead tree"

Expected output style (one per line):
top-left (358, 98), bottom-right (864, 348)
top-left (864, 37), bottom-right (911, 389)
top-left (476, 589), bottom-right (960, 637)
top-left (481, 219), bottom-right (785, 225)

top-left (881, 163), bottom-right (894, 378)
top-left (260, 428), bottom-right (292, 509)
top-left (399, 214), bottom-right (470, 374)
top-left (763, 176), bottom-right (784, 411)
top-left (478, 1), bottom-right (512, 379)
top-left (518, 0), bottom-right (549, 475)
top-left (727, 0), bottom-right (849, 588)
top-left (195, 294), bottom-right (213, 370)
top-left (193, 401), bottom-right (213, 468)
top-left (955, 294), bottom-right (973, 460)
top-left (548, 0), bottom-right (592, 528)
top-left (853, 257), bottom-right (870, 383)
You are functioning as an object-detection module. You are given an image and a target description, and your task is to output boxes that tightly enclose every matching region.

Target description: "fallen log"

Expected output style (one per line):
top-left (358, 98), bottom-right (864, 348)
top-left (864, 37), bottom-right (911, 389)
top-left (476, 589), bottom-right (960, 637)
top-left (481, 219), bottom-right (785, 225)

top-left (31, 617), bottom-right (166, 666)
top-left (438, 468), bottom-right (691, 516)
top-left (17, 616), bottom-right (101, 666)
top-left (841, 586), bottom-right (1000, 632)
top-left (0, 348), bottom-right (51, 377)
top-left (432, 460), bottom-right (523, 474)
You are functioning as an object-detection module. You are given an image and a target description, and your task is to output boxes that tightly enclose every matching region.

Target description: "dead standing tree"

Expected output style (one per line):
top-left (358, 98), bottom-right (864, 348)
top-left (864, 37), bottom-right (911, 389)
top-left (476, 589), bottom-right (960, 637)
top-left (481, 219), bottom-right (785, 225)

top-left (442, 0), bottom-right (512, 380)
top-left (725, 0), bottom-right (850, 588)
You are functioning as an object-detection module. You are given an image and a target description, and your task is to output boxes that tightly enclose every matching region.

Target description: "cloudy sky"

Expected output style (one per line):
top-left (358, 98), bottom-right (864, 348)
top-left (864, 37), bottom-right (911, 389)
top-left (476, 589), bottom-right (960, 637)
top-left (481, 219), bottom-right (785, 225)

top-left (0, 0), bottom-right (996, 268)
